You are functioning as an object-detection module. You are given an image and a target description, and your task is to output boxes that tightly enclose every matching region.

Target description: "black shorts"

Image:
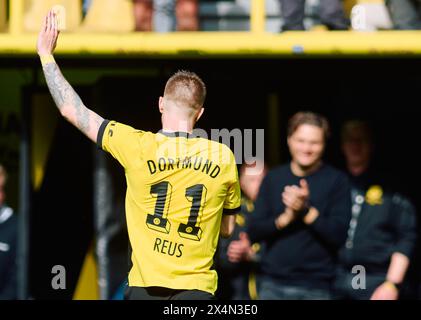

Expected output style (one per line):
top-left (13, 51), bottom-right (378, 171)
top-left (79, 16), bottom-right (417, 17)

top-left (125, 286), bottom-right (216, 300)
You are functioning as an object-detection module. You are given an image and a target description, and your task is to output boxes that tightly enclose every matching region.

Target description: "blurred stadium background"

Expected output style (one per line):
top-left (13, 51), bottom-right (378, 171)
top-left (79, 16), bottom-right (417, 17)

top-left (0, 0), bottom-right (420, 300)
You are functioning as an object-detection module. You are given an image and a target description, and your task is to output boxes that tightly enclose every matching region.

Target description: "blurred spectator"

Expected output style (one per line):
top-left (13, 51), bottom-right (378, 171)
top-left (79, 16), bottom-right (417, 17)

top-left (0, 164), bottom-right (17, 300)
top-left (133, 0), bottom-right (199, 32)
top-left (83, 0), bottom-right (93, 17)
top-left (247, 112), bottom-right (351, 300)
top-left (279, 0), bottom-right (349, 31)
top-left (216, 160), bottom-right (267, 300)
top-left (386, 0), bottom-right (421, 29)
top-left (334, 120), bottom-right (417, 300)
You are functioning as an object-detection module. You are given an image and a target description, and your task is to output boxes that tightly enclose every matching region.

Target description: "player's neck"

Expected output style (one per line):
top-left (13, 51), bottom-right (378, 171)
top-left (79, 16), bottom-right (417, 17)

top-left (162, 117), bottom-right (195, 134)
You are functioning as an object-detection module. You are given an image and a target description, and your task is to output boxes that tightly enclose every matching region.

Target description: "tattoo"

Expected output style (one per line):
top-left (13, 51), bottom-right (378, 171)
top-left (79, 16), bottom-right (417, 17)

top-left (42, 62), bottom-right (103, 138)
top-left (43, 62), bottom-right (78, 111)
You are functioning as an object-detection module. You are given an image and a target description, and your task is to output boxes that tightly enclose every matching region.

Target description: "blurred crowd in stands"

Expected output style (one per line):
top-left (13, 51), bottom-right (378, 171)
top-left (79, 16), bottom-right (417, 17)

top-left (4, 0), bottom-right (421, 33)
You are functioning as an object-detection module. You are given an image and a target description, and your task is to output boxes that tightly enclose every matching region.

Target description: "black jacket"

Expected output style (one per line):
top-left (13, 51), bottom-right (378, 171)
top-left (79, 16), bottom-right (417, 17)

top-left (339, 171), bottom-right (417, 275)
top-left (248, 163), bottom-right (352, 289)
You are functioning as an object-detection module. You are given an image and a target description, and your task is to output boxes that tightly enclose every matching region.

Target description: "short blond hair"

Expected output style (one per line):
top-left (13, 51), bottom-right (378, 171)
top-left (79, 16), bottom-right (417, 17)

top-left (164, 70), bottom-right (206, 112)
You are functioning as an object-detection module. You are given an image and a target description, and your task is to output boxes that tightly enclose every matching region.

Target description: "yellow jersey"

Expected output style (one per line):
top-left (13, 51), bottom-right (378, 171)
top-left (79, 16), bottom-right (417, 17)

top-left (97, 120), bottom-right (241, 294)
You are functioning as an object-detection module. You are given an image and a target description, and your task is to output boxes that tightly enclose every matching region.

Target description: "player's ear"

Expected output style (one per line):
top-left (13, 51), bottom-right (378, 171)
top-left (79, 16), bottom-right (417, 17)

top-left (195, 107), bottom-right (204, 122)
top-left (158, 96), bottom-right (164, 113)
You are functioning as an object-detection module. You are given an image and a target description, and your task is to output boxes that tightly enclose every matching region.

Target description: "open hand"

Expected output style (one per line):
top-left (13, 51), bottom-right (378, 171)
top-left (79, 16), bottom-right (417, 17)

top-left (37, 9), bottom-right (59, 56)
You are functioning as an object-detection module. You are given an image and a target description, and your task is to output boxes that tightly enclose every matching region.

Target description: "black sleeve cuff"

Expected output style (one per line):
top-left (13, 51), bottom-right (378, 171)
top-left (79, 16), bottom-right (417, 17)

top-left (223, 206), bottom-right (241, 215)
top-left (96, 119), bottom-right (110, 149)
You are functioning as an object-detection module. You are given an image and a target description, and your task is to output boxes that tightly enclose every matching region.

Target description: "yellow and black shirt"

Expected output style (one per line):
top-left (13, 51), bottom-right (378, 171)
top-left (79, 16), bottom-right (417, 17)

top-left (97, 120), bottom-right (241, 294)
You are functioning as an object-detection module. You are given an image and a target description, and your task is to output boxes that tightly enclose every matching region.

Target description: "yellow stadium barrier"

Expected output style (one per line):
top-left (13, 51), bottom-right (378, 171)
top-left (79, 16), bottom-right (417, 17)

top-left (251, 0), bottom-right (265, 33)
top-left (2, 31), bottom-right (421, 56)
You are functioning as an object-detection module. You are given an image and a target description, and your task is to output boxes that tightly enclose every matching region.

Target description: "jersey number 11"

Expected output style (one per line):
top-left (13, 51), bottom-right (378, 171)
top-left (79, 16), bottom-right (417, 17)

top-left (146, 181), bottom-right (207, 241)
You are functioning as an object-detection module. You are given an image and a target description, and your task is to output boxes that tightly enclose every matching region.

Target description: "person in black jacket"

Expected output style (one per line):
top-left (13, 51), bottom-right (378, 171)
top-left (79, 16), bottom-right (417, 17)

top-left (334, 120), bottom-right (417, 300)
top-left (0, 164), bottom-right (17, 300)
top-left (247, 112), bottom-right (352, 300)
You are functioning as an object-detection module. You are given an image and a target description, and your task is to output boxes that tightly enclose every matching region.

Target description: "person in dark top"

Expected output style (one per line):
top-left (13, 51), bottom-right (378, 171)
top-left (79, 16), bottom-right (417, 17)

top-left (334, 120), bottom-right (417, 300)
top-left (0, 164), bottom-right (17, 300)
top-left (385, 0), bottom-right (421, 30)
top-left (279, 0), bottom-right (349, 31)
top-left (247, 112), bottom-right (352, 300)
top-left (217, 160), bottom-right (267, 300)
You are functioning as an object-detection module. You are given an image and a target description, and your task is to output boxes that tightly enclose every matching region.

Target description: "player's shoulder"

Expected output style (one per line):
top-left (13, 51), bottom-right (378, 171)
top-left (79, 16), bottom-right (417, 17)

top-left (208, 140), bottom-right (237, 164)
top-left (107, 120), bottom-right (147, 135)
top-left (207, 139), bottom-right (234, 153)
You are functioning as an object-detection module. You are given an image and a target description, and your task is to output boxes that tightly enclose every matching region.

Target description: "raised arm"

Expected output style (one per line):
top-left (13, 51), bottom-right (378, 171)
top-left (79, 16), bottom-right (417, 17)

top-left (37, 10), bottom-right (103, 143)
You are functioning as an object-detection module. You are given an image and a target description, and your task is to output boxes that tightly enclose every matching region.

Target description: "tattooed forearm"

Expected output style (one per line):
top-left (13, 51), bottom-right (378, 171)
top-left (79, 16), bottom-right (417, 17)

top-left (75, 99), bottom-right (90, 132)
top-left (42, 62), bottom-right (103, 142)
top-left (43, 62), bottom-right (81, 112)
